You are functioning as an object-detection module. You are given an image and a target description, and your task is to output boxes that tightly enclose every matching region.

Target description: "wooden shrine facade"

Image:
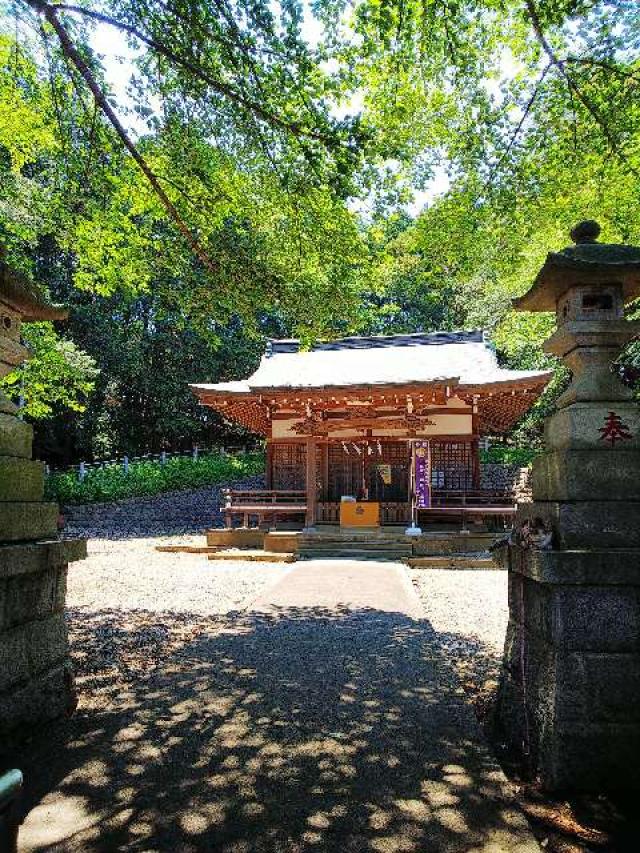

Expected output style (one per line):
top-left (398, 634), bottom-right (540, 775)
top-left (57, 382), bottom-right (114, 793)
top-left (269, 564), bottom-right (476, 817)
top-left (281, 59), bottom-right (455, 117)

top-left (191, 331), bottom-right (551, 528)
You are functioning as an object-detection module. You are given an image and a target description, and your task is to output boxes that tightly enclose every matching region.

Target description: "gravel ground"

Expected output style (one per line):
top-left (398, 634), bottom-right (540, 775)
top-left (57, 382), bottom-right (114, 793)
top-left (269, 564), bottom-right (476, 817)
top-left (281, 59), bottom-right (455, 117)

top-left (19, 557), bottom-right (540, 853)
top-left (65, 536), bottom-right (292, 698)
top-left (67, 536), bottom-right (288, 615)
top-left (13, 537), bottom-right (635, 852)
top-left (62, 475), bottom-right (265, 538)
top-left (409, 568), bottom-right (508, 721)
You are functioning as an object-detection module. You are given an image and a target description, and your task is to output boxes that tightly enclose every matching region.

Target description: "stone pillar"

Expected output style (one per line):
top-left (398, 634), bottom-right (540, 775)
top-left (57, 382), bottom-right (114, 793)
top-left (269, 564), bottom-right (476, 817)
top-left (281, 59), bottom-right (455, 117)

top-left (497, 221), bottom-right (640, 792)
top-left (0, 255), bottom-right (86, 740)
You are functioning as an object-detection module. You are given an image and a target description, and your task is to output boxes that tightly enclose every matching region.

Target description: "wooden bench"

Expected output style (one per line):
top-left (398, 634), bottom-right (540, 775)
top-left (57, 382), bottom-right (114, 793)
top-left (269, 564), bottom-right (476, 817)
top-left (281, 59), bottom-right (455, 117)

top-left (418, 489), bottom-right (517, 531)
top-left (222, 489), bottom-right (307, 529)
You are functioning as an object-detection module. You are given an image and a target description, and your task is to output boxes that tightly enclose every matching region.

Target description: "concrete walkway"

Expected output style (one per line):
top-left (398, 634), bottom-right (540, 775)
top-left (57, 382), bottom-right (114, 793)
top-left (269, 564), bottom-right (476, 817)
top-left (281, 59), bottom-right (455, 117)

top-left (18, 560), bottom-right (538, 852)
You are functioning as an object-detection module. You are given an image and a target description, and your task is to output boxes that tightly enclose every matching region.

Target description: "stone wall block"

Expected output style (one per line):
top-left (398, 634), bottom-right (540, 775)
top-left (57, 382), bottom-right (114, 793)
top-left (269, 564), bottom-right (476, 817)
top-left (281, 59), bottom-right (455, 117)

top-left (541, 723), bottom-right (640, 792)
top-left (581, 653), bottom-right (640, 723)
top-left (24, 613), bottom-right (69, 677)
top-left (0, 458), bottom-right (45, 502)
top-left (0, 613), bottom-right (69, 694)
top-left (501, 620), bottom-right (522, 683)
top-left (549, 653), bottom-right (587, 722)
top-left (53, 566), bottom-right (68, 611)
top-left (551, 586), bottom-right (640, 651)
top-left (0, 502), bottom-right (59, 542)
top-left (1, 567), bottom-right (60, 631)
top-left (532, 449), bottom-right (640, 501)
top-left (480, 464), bottom-right (531, 500)
top-left (545, 402), bottom-right (640, 451)
top-left (0, 413), bottom-right (33, 458)
top-left (0, 540), bottom-right (87, 581)
top-left (0, 625), bottom-right (28, 693)
top-left (522, 577), bottom-right (553, 638)
top-left (0, 662), bottom-right (74, 739)
top-left (514, 548), bottom-right (640, 586)
top-left (517, 500), bottom-right (640, 549)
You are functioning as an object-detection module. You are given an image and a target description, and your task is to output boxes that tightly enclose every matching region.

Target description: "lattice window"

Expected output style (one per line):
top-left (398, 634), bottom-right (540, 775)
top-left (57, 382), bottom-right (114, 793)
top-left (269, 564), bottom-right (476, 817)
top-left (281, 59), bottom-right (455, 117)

top-left (327, 444), bottom-right (361, 500)
top-left (430, 441), bottom-right (477, 490)
top-left (326, 441), bottom-right (409, 502)
top-left (271, 443), bottom-right (306, 490)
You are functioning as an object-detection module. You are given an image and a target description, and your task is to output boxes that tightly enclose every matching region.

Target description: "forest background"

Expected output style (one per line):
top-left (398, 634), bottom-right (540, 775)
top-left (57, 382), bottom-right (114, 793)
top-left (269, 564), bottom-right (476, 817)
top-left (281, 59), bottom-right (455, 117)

top-left (1, 0), bottom-right (639, 466)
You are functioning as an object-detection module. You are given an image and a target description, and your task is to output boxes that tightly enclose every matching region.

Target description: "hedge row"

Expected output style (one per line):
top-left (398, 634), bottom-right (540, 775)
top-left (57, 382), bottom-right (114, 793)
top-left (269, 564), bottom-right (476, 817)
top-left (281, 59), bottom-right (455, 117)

top-left (44, 452), bottom-right (265, 505)
top-left (479, 445), bottom-right (538, 465)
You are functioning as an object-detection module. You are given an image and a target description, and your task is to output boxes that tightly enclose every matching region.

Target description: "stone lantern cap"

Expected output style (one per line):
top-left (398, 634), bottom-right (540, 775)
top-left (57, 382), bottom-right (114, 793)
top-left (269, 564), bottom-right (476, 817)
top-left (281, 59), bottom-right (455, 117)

top-left (513, 220), bottom-right (640, 312)
top-left (0, 252), bottom-right (67, 322)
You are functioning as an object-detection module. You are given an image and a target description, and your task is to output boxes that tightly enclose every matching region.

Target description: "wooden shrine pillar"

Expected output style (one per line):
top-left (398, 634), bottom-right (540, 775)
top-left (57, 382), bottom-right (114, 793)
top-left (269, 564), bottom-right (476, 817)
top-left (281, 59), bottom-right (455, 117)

top-left (471, 402), bottom-right (481, 489)
top-left (265, 441), bottom-right (273, 489)
top-left (304, 437), bottom-right (317, 530)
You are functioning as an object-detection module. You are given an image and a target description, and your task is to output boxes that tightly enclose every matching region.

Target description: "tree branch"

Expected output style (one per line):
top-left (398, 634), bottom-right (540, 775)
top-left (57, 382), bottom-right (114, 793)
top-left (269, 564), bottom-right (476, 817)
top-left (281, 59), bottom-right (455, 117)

top-left (26, 0), bottom-right (217, 272)
top-left (565, 56), bottom-right (640, 82)
top-left (524, 0), bottom-right (639, 178)
top-left (484, 62), bottom-right (551, 189)
top-left (50, 2), bottom-right (335, 145)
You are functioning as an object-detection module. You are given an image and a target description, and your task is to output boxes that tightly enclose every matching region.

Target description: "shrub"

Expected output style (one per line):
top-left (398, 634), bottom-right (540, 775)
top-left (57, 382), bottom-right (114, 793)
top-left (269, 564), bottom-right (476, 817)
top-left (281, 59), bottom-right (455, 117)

top-left (45, 451), bottom-right (265, 505)
top-left (479, 445), bottom-right (538, 466)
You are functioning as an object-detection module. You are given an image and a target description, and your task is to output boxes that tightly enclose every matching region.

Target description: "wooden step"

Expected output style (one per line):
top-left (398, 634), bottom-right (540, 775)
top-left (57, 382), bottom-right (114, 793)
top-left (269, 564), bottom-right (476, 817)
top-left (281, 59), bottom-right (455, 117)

top-left (155, 545), bottom-right (219, 554)
top-left (207, 550), bottom-right (295, 563)
top-left (407, 554), bottom-right (498, 569)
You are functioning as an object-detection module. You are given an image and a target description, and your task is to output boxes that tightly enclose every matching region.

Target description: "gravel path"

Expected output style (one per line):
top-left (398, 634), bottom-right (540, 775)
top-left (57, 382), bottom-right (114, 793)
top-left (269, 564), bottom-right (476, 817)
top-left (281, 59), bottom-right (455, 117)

top-left (18, 557), bottom-right (538, 853)
top-left (68, 536), bottom-right (288, 615)
top-left (64, 536), bottom-right (291, 698)
top-left (409, 569), bottom-right (508, 721)
top-left (62, 475), bottom-right (265, 538)
top-left (14, 545), bottom-right (624, 852)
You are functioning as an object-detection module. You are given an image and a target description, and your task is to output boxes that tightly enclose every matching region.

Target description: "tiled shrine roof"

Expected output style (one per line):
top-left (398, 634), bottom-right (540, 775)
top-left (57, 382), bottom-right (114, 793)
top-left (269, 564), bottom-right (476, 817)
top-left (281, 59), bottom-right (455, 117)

top-left (192, 330), bottom-right (550, 394)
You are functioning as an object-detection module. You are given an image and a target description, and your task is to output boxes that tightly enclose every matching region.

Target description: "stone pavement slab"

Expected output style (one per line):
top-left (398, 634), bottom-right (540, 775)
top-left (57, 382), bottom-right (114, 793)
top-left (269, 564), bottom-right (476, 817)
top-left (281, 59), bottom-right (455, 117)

top-left (251, 560), bottom-right (424, 618)
top-left (15, 559), bottom-right (539, 852)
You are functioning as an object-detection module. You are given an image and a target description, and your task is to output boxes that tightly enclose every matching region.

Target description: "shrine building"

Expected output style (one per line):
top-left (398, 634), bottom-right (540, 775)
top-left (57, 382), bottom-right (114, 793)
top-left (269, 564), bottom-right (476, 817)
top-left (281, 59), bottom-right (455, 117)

top-left (191, 330), bottom-right (551, 529)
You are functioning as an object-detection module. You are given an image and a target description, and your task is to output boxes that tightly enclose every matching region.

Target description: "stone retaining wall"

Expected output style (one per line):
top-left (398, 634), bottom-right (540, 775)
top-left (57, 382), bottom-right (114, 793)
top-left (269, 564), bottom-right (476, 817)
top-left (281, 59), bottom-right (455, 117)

top-left (0, 540), bottom-right (85, 738)
top-left (62, 475), bottom-right (266, 539)
top-left (480, 463), bottom-right (531, 502)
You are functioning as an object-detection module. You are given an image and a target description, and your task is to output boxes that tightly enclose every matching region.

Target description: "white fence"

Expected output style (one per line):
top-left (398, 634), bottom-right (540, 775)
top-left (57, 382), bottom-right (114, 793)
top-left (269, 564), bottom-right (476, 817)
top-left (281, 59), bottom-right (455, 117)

top-left (44, 445), bottom-right (258, 481)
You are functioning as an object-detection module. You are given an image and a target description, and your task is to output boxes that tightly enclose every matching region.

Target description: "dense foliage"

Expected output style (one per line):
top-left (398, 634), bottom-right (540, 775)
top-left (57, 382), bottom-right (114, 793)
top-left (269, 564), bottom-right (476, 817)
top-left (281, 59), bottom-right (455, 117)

top-left (0, 1), bottom-right (638, 462)
top-left (45, 450), bottom-right (265, 504)
top-left (479, 445), bottom-right (539, 466)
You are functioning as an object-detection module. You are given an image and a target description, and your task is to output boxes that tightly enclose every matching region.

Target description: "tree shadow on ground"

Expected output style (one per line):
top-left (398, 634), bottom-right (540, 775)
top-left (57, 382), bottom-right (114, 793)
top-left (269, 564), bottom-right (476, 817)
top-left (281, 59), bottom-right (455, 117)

top-left (9, 605), bottom-right (537, 852)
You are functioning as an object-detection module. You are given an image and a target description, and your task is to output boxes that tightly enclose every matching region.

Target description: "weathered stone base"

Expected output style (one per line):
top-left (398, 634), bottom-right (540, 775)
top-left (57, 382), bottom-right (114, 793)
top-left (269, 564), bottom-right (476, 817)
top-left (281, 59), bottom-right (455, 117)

top-left (0, 414), bottom-right (32, 458)
top-left (0, 538), bottom-right (86, 742)
top-left (497, 544), bottom-right (640, 792)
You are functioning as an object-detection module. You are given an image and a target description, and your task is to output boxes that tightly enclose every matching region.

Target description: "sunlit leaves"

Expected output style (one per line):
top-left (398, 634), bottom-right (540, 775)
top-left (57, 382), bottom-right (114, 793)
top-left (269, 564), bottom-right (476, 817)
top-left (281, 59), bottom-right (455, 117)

top-left (1, 322), bottom-right (99, 418)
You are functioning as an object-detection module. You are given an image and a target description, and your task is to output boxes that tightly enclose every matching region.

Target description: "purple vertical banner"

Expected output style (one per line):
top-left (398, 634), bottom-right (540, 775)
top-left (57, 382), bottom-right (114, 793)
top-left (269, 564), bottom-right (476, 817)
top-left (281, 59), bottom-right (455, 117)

top-left (414, 440), bottom-right (431, 508)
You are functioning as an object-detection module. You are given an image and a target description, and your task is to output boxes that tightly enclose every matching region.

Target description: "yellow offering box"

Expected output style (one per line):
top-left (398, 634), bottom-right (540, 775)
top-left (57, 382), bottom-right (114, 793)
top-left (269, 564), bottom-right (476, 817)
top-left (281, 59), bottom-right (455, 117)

top-left (340, 501), bottom-right (380, 527)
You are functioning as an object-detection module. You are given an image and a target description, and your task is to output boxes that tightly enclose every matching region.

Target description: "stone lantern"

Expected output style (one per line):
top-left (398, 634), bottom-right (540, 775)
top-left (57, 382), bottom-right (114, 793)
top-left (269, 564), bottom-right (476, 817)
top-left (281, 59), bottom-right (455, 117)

top-left (0, 253), bottom-right (86, 739)
top-left (498, 221), bottom-right (640, 792)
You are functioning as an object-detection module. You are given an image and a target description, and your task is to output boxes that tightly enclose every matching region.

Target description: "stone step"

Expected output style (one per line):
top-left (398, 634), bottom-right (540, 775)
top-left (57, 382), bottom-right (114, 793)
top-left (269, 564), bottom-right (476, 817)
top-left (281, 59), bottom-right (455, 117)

top-left (298, 543), bottom-right (412, 555)
top-left (298, 549), bottom-right (407, 561)
top-left (298, 535), bottom-right (413, 546)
